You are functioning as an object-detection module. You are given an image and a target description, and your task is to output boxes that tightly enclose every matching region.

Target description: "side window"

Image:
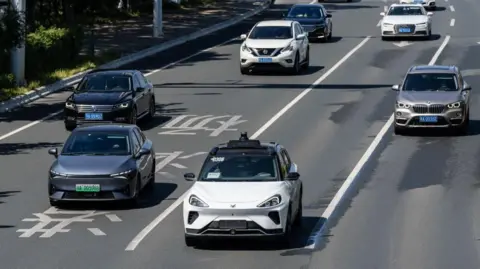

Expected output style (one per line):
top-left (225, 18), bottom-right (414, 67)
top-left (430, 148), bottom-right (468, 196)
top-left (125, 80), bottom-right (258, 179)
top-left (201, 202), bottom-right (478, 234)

top-left (132, 75), bottom-right (141, 90)
top-left (277, 153), bottom-right (287, 179)
top-left (457, 74), bottom-right (464, 88)
top-left (131, 132), bottom-right (141, 153)
top-left (281, 150), bottom-right (292, 168)
top-left (294, 24), bottom-right (302, 35)
top-left (133, 128), bottom-right (145, 144)
top-left (321, 8), bottom-right (327, 17)
top-left (140, 72), bottom-right (150, 86)
top-left (135, 73), bottom-right (146, 88)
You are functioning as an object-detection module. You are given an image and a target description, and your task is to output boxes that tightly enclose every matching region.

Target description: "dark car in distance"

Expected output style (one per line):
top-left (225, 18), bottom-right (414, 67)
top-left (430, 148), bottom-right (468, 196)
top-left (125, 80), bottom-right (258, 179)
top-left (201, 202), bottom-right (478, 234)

top-left (63, 69), bottom-right (156, 131)
top-left (284, 4), bottom-right (333, 42)
top-left (47, 124), bottom-right (156, 207)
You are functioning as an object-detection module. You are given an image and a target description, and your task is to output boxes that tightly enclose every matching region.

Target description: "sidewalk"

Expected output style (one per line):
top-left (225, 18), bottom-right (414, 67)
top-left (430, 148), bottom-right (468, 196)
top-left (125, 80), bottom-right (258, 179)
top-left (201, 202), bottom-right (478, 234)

top-left (86, 0), bottom-right (266, 57)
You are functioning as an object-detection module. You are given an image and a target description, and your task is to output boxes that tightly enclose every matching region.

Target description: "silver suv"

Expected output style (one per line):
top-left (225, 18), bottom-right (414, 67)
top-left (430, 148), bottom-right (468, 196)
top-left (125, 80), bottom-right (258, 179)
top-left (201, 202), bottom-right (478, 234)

top-left (392, 65), bottom-right (471, 135)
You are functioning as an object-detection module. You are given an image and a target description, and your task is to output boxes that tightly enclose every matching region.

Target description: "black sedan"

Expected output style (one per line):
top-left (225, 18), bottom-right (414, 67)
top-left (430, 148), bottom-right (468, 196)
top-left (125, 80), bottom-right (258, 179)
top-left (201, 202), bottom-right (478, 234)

top-left (64, 69), bottom-right (156, 131)
top-left (284, 4), bottom-right (333, 42)
top-left (47, 124), bottom-right (156, 207)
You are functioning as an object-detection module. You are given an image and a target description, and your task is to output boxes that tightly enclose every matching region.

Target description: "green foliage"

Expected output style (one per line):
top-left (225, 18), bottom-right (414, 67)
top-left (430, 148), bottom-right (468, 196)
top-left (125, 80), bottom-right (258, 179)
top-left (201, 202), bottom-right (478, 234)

top-left (0, 5), bottom-right (25, 74)
top-left (0, 73), bottom-right (15, 89)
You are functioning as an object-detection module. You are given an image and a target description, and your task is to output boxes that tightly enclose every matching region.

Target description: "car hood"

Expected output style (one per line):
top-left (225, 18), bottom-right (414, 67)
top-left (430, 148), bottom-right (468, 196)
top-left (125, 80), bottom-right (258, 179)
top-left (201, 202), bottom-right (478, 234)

top-left (245, 39), bottom-right (292, 49)
top-left (285, 17), bottom-right (326, 25)
top-left (383, 15), bottom-right (428, 24)
top-left (70, 91), bottom-right (132, 105)
top-left (398, 91), bottom-right (462, 104)
top-left (191, 181), bottom-right (287, 203)
top-left (52, 155), bottom-right (132, 175)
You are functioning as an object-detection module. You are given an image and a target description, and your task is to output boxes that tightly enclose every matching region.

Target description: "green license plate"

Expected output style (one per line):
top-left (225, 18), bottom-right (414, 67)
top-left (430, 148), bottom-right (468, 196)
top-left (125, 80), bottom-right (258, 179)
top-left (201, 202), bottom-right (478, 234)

top-left (75, 184), bottom-right (100, 192)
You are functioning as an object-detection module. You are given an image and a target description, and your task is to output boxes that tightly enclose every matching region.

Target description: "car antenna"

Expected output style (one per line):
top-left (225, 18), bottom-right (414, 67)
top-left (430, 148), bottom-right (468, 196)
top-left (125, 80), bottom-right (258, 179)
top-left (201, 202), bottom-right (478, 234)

top-left (239, 132), bottom-right (249, 141)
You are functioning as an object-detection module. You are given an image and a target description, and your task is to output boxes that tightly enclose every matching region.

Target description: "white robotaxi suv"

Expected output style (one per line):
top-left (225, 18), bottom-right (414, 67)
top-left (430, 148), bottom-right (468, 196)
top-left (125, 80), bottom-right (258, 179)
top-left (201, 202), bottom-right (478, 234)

top-left (182, 132), bottom-right (303, 247)
top-left (400, 0), bottom-right (436, 10)
top-left (239, 20), bottom-right (310, 75)
top-left (381, 4), bottom-right (433, 40)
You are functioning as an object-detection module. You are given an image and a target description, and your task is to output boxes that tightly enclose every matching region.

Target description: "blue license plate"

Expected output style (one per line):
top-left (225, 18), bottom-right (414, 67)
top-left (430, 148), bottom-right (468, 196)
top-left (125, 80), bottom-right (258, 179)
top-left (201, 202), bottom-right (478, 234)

top-left (258, 58), bottom-right (272, 63)
top-left (85, 113), bottom-right (103, 120)
top-left (399, 28), bottom-right (411, 33)
top-left (419, 116), bottom-right (437, 123)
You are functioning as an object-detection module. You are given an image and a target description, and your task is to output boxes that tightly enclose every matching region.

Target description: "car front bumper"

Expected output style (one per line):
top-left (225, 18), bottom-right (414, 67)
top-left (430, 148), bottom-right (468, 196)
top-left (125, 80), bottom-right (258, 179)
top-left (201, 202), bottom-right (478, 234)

top-left (183, 200), bottom-right (289, 237)
top-left (49, 175), bottom-right (136, 202)
top-left (302, 25), bottom-right (328, 39)
top-left (240, 49), bottom-right (296, 70)
top-left (381, 23), bottom-right (429, 37)
top-left (64, 106), bottom-right (132, 126)
top-left (394, 107), bottom-right (466, 128)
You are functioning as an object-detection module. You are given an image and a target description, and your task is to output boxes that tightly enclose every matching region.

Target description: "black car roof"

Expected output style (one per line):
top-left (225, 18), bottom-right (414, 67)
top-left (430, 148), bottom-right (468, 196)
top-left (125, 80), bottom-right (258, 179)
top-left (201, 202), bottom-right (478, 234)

top-left (86, 69), bottom-right (137, 77)
top-left (290, 3), bottom-right (324, 8)
top-left (73, 124), bottom-right (136, 133)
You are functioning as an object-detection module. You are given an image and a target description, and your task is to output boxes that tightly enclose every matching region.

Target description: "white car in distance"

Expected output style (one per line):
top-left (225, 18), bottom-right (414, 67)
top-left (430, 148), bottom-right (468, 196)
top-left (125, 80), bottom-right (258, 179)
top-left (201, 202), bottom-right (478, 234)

top-left (381, 4), bottom-right (433, 41)
top-left (239, 20), bottom-right (310, 75)
top-left (182, 132), bottom-right (303, 247)
top-left (400, 0), bottom-right (436, 10)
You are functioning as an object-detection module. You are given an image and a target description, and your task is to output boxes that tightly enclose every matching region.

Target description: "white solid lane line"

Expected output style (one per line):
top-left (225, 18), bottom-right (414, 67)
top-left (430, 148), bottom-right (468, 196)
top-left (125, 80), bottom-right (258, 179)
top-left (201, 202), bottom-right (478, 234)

top-left (450, 5), bottom-right (455, 12)
top-left (450, 18), bottom-right (455, 27)
top-left (376, 19), bottom-right (382, 27)
top-left (124, 36), bottom-right (373, 251)
top-left (305, 35), bottom-right (451, 250)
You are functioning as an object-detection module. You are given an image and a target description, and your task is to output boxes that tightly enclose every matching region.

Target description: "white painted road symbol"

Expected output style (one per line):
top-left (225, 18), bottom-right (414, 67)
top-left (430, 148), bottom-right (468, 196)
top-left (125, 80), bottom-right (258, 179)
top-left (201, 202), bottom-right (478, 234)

top-left (155, 151), bottom-right (207, 178)
top-left (17, 207), bottom-right (122, 238)
top-left (158, 115), bottom-right (247, 136)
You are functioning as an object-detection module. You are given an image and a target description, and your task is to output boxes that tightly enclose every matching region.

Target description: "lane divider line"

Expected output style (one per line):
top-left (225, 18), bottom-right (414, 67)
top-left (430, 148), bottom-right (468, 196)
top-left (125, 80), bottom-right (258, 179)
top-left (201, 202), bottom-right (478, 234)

top-left (376, 19), bottom-right (382, 27)
top-left (450, 18), bottom-right (455, 27)
top-left (450, 5), bottom-right (455, 12)
top-left (304, 35), bottom-right (451, 250)
top-left (124, 36), bottom-right (373, 252)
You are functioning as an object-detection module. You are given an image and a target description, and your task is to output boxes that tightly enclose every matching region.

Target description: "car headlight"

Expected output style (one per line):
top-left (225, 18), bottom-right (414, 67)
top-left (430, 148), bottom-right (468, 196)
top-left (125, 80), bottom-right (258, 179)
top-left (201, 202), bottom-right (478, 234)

top-left (189, 195), bottom-right (209, 207)
top-left (382, 23), bottom-right (393, 26)
top-left (50, 170), bottom-right (67, 177)
top-left (110, 169), bottom-right (133, 177)
top-left (113, 101), bottom-right (129, 109)
top-left (396, 102), bottom-right (411, 109)
top-left (447, 101), bottom-right (463, 109)
top-left (257, 195), bottom-right (282, 207)
top-left (416, 23), bottom-right (427, 27)
top-left (241, 43), bottom-right (252, 53)
top-left (65, 102), bottom-right (76, 110)
top-left (281, 42), bottom-right (294, 53)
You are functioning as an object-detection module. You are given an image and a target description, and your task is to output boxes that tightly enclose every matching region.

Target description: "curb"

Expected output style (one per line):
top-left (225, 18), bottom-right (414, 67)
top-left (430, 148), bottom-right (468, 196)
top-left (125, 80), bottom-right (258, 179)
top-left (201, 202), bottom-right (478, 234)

top-left (0, 0), bottom-right (271, 113)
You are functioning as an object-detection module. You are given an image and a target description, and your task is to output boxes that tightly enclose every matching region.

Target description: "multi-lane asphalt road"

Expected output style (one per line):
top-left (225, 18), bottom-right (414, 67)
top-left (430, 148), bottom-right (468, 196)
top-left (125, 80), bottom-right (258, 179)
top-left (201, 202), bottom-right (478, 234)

top-left (1, 0), bottom-right (480, 268)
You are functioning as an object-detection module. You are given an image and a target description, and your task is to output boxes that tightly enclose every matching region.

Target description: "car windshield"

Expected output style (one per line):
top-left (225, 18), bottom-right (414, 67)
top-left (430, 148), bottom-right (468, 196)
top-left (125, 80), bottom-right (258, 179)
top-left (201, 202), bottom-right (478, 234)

top-left (248, 26), bottom-right (293, 39)
top-left (288, 6), bottom-right (324, 18)
top-left (62, 131), bottom-right (131, 156)
top-left (76, 74), bottom-right (132, 92)
top-left (387, 6), bottom-right (424, 15)
top-left (403, 73), bottom-right (459, 91)
top-left (198, 154), bottom-right (279, 181)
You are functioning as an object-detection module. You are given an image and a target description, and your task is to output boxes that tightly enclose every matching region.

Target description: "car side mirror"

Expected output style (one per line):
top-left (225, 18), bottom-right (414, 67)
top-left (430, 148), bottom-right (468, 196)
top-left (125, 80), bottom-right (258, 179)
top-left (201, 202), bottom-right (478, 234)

top-left (380, 12), bottom-right (385, 16)
top-left (327, 13), bottom-right (332, 18)
top-left (463, 85), bottom-right (472, 91)
top-left (135, 148), bottom-right (151, 158)
top-left (427, 12), bottom-right (433, 16)
top-left (184, 172), bottom-right (196, 181)
top-left (286, 172), bottom-right (300, 180)
top-left (392, 84), bottom-right (400, 91)
top-left (48, 148), bottom-right (58, 158)
top-left (65, 85), bottom-right (75, 91)
top-left (296, 33), bottom-right (306, 40)
top-left (240, 34), bottom-right (247, 40)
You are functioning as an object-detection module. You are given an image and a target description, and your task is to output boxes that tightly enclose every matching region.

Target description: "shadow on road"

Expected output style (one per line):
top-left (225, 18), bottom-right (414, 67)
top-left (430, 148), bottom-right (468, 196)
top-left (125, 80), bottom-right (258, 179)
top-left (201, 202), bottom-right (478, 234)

top-left (0, 142), bottom-right (63, 155)
top-left (141, 102), bottom-right (187, 131)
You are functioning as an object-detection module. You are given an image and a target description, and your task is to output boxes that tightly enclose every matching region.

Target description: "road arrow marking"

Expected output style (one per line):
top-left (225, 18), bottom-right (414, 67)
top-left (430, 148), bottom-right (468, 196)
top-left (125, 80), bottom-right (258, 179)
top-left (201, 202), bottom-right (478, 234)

top-left (393, 41), bottom-right (413, 47)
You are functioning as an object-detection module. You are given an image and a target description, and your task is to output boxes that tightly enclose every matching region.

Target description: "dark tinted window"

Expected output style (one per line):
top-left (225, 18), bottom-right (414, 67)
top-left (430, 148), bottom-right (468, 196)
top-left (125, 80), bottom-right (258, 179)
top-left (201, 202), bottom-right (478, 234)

top-left (199, 154), bottom-right (278, 181)
top-left (62, 131), bottom-right (131, 155)
top-left (387, 6), bottom-right (424, 15)
top-left (77, 74), bottom-right (132, 92)
top-left (249, 26), bottom-right (293, 39)
top-left (288, 6), bottom-right (324, 18)
top-left (403, 73), bottom-right (459, 92)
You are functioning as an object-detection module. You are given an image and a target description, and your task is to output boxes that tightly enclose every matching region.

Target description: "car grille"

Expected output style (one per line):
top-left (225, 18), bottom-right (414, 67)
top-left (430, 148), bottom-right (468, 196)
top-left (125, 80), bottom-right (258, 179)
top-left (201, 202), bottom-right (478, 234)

top-left (62, 191), bottom-right (115, 199)
top-left (412, 104), bottom-right (445, 114)
top-left (254, 48), bottom-right (276, 56)
top-left (394, 24), bottom-right (415, 34)
top-left (76, 104), bottom-right (114, 113)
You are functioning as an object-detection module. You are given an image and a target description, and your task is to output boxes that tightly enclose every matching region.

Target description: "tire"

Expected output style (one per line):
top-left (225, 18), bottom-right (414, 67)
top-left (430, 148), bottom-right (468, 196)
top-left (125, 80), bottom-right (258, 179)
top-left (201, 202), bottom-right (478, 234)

top-left (185, 234), bottom-right (197, 247)
top-left (129, 107), bottom-right (137, 125)
top-left (128, 177), bottom-right (142, 207)
top-left (381, 36), bottom-right (387, 41)
top-left (65, 123), bottom-right (76, 131)
top-left (145, 163), bottom-right (156, 190)
top-left (240, 67), bottom-right (249, 75)
top-left (146, 98), bottom-right (156, 120)
top-left (457, 111), bottom-right (470, 135)
top-left (302, 48), bottom-right (310, 70)
top-left (289, 53), bottom-right (301, 75)
top-left (293, 190), bottom-right (303, 227)
top-left (328, 27), bottom-right (332, 40)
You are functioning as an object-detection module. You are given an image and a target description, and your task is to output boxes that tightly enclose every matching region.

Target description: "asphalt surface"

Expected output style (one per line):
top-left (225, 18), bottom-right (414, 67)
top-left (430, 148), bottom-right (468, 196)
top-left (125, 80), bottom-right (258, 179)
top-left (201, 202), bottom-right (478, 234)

top-left (0, 0), bottom-right (477, 268)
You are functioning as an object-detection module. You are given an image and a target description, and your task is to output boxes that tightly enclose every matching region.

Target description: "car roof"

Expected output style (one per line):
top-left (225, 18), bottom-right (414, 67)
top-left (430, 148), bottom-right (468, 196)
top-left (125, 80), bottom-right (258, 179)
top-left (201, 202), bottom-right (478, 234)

top-left (256, 20), bottom-right (293, 27)
top-left (73, 124), bottom-right (137, 133)
top-left (408, 65), bottom-right (459, 74)
top-left (290, 3), bottom-right (324, 8)
top-left (86, 69), bottom-right (137, 76)
top-left (391, 3), bottom-right (423, 7)
top-left (209, 132), bottom-right (280, 156)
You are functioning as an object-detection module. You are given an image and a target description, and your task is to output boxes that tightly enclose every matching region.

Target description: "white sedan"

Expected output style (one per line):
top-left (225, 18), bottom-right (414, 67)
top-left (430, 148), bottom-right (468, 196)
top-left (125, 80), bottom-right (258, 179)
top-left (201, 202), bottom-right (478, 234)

top-left (381, 4), bottom-right (433, 40)
top-left (182, 133), bottom-right (303, 247)
top-left (239, 20), bottom-right (310, 75)
top-left (400, 0), bottom-right (436, 10)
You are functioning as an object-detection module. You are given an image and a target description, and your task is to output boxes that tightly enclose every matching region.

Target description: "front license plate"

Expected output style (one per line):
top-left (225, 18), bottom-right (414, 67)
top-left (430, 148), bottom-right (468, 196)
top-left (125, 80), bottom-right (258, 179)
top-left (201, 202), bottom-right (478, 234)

top-left (85, 113), bottom-right (103, 120)
top-left (219, 220), bottom-right (247, 229)
top-left (258, 58), bottom-right (273, 63)
top-left (399, 28), bottom-right (411, 33)
top-left (419, 116), bottom-right (438, 123)
top-left (75, 184), bottom-right (100, 192)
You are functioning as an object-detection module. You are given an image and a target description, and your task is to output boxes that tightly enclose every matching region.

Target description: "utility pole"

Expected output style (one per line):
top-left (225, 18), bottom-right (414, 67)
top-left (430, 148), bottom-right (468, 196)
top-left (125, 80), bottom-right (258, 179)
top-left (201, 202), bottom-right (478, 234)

top-left (10, 0), bottom-right (26, 86)
top-left (153, 0), bottom-right (163, 37)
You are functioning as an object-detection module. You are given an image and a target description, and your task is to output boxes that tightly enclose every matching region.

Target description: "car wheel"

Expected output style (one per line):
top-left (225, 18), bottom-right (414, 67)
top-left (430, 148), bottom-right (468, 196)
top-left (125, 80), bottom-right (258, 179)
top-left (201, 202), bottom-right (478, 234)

top-left (65, 123), bottom-right (76, 131)
top-left (302, 48), bottom-right (310, 70)
top-left (146, 163), bottom-right (156, 190)
top-left (276, 206), bottom-right (292, 246)
top-left (128, 176), bottom-right (142, 207)
top-left (328, 27), bottom-right (332, 40)
top-left (240, 67), bottom-right (249, 75)
top-left (293, 190), bottom-right (303, 226)
top-left (457, 111), bottom-right (470, 135)
top-left (129, 107), bottom-right (137, 125)
top-left (146, 98), bottom-right (156, 120)
top-left (290, 53), bottom-right (300, 75)
top-left (185, 234), bottom-right (197, 247)
top-left (381, 36), bottom-right (388, 41)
